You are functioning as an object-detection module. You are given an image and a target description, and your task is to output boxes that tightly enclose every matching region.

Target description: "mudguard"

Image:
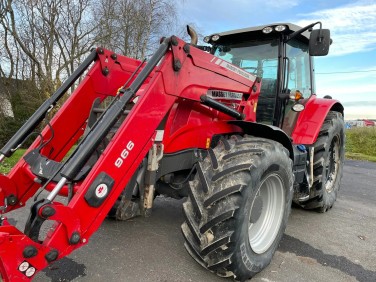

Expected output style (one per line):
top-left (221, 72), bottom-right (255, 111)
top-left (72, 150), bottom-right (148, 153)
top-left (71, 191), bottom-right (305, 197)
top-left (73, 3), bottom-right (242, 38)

top-left (291, 95), bottom-right (344, 145)
top-left (228, 120), bottom-right (294, 159)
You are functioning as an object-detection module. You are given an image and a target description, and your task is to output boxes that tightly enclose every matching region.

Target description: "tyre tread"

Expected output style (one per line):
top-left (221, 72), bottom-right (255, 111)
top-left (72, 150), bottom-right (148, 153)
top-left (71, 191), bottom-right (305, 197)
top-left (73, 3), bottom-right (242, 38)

top-left (182, 135), bottom-right (293, 280)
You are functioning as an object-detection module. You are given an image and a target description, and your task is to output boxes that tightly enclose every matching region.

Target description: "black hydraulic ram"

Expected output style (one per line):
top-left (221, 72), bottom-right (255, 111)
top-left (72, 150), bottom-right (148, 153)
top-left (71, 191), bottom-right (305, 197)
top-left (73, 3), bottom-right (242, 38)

top-left (200, 95), bottom-right (245, 120)
top-left (0, 49), bottom-right (98, 159)
top-left (45, 37), bottom-right (171, 201)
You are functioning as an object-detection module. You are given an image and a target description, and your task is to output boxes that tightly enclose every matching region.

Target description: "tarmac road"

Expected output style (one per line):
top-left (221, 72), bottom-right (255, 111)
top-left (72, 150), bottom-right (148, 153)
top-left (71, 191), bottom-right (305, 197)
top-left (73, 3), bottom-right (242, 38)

top-left (24, 159), bottom-right (376, 281)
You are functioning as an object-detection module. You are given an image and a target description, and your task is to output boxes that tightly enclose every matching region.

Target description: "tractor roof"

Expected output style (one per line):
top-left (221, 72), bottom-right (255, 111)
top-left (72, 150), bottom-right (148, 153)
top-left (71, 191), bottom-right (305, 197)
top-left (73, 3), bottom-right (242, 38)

top-left (209, 23), bottom-right (310, 42)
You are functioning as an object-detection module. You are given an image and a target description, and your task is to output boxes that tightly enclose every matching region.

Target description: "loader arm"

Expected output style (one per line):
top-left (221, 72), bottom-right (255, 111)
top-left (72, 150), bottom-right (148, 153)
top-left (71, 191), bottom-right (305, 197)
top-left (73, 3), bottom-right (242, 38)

top-left (0, 36), bottom-right (256, 281)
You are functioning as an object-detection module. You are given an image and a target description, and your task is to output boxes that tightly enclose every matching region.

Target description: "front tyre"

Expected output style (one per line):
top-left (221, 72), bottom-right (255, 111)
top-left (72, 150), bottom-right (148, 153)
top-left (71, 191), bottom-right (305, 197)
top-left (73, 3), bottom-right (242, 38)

top-left (181, 136), bottom-right (293, 281)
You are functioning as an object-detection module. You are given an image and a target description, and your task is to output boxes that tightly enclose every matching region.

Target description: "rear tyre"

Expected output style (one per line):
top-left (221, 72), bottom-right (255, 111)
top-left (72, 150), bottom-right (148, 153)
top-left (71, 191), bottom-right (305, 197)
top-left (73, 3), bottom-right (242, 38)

top-left (181, 136), bottom-right (293, 281)
top-left (297, 111), bottom-right (345, 212)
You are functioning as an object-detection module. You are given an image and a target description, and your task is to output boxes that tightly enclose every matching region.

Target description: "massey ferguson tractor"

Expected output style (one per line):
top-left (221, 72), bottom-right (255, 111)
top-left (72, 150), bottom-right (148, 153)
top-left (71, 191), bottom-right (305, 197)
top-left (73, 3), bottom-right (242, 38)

top-left (0, 22), bottom-right (344, 281)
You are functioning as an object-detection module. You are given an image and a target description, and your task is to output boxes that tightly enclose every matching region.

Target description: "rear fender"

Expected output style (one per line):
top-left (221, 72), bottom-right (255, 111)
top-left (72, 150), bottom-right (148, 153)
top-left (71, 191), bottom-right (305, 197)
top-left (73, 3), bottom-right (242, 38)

top-left (228, 121), bottom-right (294, 159)
top-left (291, 96), bottom-right (344, 145)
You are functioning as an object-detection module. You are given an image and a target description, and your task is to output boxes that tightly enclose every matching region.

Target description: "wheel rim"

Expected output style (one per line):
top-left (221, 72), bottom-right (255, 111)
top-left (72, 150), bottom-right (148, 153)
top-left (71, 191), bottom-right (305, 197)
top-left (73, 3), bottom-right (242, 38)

top-left (325, 135), bottom-right (340, 193)
top-left (248, 173), bottom-right (285, 254)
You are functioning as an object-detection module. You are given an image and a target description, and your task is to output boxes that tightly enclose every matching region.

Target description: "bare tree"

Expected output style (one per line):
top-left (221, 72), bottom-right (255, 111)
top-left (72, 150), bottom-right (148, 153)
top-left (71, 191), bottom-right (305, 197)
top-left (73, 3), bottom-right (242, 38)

top-left (54, 0), bottom-right (100, 78)
top-left (1, 0), bottom-right (185, 84)
top-left (0, 0), bottom-right (98, 92)
top-left (95, 0), bottom-right (177, 59)
top-left (0, 0), bottom-right (99, 146)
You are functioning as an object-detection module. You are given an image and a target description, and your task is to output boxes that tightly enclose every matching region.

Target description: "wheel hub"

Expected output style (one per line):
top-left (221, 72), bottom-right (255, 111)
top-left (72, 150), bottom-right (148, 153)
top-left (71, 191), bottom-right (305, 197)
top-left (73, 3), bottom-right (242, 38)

top-left (250, 195), bottom-right (263, 223)
top-left (248, 173), bottom-right (285, 254)
top-left (325, 135), bottom-right (340, 193)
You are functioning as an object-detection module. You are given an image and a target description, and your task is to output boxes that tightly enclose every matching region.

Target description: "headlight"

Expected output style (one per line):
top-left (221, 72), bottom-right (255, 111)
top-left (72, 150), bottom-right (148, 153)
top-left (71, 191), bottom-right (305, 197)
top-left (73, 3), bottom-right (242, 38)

top-left (292, 103), bottom-right (305, 112)
top-left (211, 34), bottom-right (220, 42)
top-left (262, 26), bottom-right (273, 34)
top-left (275, 25), bottom-right (286, 32)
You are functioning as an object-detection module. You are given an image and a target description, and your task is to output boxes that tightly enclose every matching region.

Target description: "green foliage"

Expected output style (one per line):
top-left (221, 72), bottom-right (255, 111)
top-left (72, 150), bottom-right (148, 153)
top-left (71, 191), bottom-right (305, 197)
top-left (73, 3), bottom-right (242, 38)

top-left (0, 149), bottom-right (25, 174)
top-left (345, 127), bottom-right (376, 162)
top-left (0, 78), bottom-right (45, 148)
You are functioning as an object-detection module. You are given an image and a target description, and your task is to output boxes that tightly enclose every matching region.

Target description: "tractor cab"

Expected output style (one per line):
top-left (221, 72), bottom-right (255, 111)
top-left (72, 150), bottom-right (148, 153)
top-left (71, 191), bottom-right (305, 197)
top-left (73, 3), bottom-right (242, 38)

top-left (206, 23), bottom-right (331, 135)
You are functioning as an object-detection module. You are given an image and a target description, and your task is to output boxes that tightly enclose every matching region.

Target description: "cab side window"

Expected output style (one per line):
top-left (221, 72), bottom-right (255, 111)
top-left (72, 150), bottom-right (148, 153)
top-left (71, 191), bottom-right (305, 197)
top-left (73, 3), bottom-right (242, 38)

top-left (286, 40), bottom-right (312, 98)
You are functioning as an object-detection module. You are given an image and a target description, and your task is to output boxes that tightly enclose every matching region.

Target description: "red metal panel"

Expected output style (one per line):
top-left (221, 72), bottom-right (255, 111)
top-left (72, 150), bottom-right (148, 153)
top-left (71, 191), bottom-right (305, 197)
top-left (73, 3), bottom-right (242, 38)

top-left (291, 95), bottom-right (343, 145)
top-left (163, 99), bottom-right (242, 153)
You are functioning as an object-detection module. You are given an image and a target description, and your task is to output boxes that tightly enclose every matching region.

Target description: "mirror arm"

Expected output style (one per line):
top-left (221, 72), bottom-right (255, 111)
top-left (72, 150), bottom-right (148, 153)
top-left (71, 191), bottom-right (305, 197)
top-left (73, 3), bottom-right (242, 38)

top-left (284, 22), bottom-right (322, 43)
top-left (278, 93), bottom-right (290, 100)
top-left (317, 22), bottom-right (323, 42)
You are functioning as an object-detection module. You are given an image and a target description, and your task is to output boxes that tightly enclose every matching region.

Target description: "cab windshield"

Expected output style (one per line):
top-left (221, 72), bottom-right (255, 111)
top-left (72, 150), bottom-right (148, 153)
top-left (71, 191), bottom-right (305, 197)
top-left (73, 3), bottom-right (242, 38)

top-left (213, 39), bottom-right (279, 79)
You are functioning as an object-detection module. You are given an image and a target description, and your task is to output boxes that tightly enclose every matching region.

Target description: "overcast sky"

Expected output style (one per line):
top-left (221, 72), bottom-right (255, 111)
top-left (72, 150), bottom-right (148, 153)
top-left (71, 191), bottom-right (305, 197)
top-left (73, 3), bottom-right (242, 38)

top-left (176, 0), bottom-right (376, 119)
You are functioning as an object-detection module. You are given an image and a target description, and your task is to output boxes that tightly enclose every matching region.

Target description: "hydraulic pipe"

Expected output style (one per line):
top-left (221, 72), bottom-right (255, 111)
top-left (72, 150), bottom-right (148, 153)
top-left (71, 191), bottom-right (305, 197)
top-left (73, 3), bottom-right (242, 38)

top-left (200, 95), bottom-right (245, 120)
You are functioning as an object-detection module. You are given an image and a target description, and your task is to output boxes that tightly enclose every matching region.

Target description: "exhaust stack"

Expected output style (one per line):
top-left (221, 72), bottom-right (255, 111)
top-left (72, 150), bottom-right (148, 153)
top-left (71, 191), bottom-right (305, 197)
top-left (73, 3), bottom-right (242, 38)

top-left (187, 25), bottom-right (198, 45)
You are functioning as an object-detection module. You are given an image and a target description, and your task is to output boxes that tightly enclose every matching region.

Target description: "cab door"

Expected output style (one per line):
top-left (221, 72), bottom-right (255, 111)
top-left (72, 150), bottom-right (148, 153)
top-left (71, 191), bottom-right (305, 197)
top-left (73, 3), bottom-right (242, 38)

top-left (282, 39), bottom-right (314, 136)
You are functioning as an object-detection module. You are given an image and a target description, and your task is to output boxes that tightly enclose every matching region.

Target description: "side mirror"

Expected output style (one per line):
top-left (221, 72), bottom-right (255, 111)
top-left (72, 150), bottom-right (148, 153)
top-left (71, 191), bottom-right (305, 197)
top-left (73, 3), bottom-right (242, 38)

top-left (309, 29), bottom-right (331, 56)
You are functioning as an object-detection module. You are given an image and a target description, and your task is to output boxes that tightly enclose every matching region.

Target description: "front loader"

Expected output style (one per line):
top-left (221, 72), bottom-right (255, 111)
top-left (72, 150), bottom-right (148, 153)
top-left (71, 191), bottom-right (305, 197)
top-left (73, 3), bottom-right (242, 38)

top-left (0, 22), bottom-right (344, 281)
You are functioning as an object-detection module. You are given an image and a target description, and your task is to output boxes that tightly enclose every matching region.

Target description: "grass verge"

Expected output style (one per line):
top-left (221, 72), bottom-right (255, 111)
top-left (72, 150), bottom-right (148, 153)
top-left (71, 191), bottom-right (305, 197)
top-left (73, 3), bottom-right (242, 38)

top-left (345, 127), bottom-right (376, 162)
top-left (0, 149), bottom-right (26, 174)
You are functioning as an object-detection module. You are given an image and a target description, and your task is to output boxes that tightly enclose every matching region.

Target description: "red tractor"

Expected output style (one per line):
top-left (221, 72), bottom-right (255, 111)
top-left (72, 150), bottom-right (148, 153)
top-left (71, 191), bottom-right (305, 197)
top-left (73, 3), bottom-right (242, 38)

top-left (0, 22), bottom-right (344, 281)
